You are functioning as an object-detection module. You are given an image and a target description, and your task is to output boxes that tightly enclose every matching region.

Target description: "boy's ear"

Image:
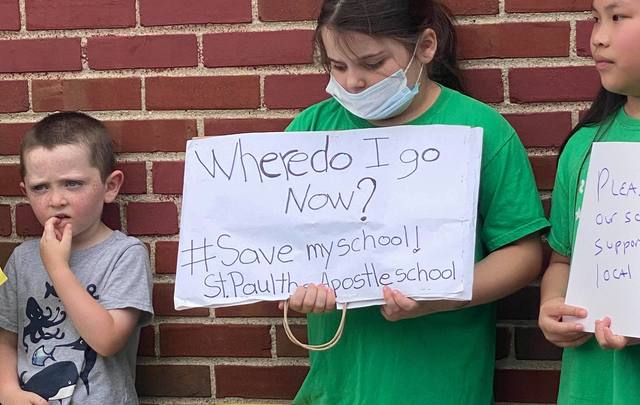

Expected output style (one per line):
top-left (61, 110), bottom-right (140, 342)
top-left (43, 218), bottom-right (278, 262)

top-left (19, 182), bottom-right (27, 196)
top-left (104, 170), bottom-right (124, 203)
top-left (416, 28), bottom-right (438, 65)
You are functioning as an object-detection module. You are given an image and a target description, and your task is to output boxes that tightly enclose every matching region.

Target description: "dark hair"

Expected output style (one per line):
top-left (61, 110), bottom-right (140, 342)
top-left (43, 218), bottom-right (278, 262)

top-left (315, 0), bottom-right (464, 93)
top-left (559, 87), bottom-right (626, 154)
top-left (20, 112), bottom-right (115, 181)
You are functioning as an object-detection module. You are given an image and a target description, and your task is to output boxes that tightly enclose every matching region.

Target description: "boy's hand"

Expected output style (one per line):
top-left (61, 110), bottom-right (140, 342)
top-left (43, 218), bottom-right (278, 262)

top-left (40, 217), bottom-right (72, 273)
top-left (594, 317), bottom-right (640, 349)
top-left (539, 296), bottom-right (591, 347)
top-left (380, 286), bottom-right (468, 321)
top-left (279, 284), bottom-right (336, 313)
top-left (0, 387), bottom-right (48, 405)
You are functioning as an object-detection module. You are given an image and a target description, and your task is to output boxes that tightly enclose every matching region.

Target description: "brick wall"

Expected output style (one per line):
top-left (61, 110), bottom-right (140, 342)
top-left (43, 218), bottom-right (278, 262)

top-left (0, 0), bottom-right (596, 403)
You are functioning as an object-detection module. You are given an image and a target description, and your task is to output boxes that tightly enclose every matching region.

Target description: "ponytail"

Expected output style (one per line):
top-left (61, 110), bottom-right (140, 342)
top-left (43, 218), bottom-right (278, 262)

top-left (559, 87), bottom-right (626, 155)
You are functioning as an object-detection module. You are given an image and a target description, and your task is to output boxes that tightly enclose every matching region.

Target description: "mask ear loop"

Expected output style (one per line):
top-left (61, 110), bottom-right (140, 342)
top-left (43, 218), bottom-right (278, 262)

top-left (283, 300), bottom-right (348, 351)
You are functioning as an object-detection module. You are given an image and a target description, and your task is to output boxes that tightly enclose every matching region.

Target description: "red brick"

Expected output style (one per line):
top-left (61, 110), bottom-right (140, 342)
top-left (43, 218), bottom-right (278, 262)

top-left (509, 67), bottom-right (601, 103)
top-left (530, 154), bottom-right (558, 191)
top-left (32, 78), bottom-right (141, 112)
top-left (136, 365), bottom-right (211, 397)
top-left (0, 205), bottom-right (10, 237)
top-left (155, 241), bottom-right (178, 274)
top-left (102, 203), bottom-right (122, 231)
top-left (461, 69), bottom-right (504, 103)
top-left (116, 162), bottom-right (147, 195)
top-left (0, 38), bottom-right (81, 73)
top-left (105, 120), bottom-right (195, 153)
top-left (204, 30), bottom-right (314, 67)
top-left (160, 324), bottom-right (271, 357)
top-left (88, 35), bottom-right (197, 70)
top-left (153, 283), bottom-right (209, 317)
top-left (497, 286), bottom-right (540, 321)
top-left (146, 76), bottom-right (260, 110)
top-left (0, 242), bottom-right (19, 268)
top-left (0, 81), bottom-right (28, 113)
top-left (577, 20), bottom-right (595, 57)
top-left (0, 123), bottom-right (32, 155)
top-left (137, 325), bottom-right (155, 357)
top-left (264, 74), bottom-right (329, 109)
top-left (515, 327), bottom-right (563, 360)
top-left (276, 324), bottom-right (308, 357)
top-left (16, 202), bottom-right (121, 236)
top-left (259, 0), bottom-right (321, 21)
top-left (0, 165), bottom-right (21, 196)
top-left (495, 326), bottom-right (511, 360)
top-left (0, 0), bottom-right (20, 30)
top-left (215, 365), bottom-right (308, 399)
top-left (126, 202), bottom-right (178, 236)
top-left (506, 0), bottom-right (591, 12)
top-left (16, 204), bottom-right (41, 236)
top-left (504, 112), bottom-right (572, 148)
top-left (494, 369), bottom-right (560, 403)
top-left (542, 197), bottom-right (551, 219)
top-left (153, 161), bottom-right (184, 195)
top-left (26, 0), bottom-right (135, 29)
top-left (204, 118), bottom-right (291, 136)
top-left (458, 23), bottom-right (569, 59)
top-left (446, 0), bottom-right (499, 15)
top-left (140, 0), bottom-right (251, 26)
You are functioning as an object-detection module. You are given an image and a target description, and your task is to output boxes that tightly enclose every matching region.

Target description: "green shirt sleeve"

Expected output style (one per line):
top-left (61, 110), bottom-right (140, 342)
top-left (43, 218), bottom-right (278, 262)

top-left (547, 149), bottom-right (573, 257)
top-left (478, 131), bottom-right (549, 252)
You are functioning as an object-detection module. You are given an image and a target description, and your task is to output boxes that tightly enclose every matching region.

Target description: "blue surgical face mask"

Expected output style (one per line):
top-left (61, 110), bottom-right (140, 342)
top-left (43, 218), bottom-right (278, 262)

top-left (325, 49), bottom-right (423, 121)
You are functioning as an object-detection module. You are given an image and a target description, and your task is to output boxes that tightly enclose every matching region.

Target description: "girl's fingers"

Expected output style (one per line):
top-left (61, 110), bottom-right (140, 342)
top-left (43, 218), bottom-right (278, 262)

top-left (301, 284), bottom-right (319, 313)
top-left (392, 289), bottom-right (418, 311)
top-left (313, 285), bottom-right (327, 313)
top-left (325, 286), bottom-right (336, 311)
top-left (288, 286), bottom-right (308, 311)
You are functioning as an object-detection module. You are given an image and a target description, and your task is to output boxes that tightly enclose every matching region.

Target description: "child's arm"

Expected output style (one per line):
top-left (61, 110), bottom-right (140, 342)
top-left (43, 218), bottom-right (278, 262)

top-left (380, 233), bottom-right (543, 320)
top-left (39, 218), bottom-right (141, 357)
top-left (538, 251), bottom-right (590, 347)
top-left (0, 330), bottom-right (47, 405)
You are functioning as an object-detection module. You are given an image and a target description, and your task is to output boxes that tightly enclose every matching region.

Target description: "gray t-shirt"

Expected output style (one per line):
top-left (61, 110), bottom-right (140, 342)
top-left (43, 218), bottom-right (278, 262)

top-left (0, 231), bottom-right (153, 404)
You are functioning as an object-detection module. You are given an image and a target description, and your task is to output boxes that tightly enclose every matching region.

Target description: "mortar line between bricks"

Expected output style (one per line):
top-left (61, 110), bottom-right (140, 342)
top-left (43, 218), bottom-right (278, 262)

top-left (0, 13), bottom-right (595, 39)
top-left (570, 20), bottom-right (578, 58)
top-left (135, 0), bottom-right (141, 29)
top-left (0, 61), bottom-right (596, 84)
top-left (0, 103), bottom-right (591, 124)
top-left (0, 21), bottom-right (318, 39)
top-left (0, 110), bottom-right (301, 123)
top-left (136, 357), bottom-right (310, 367)
top-left (251, 0), bottom-right (260, 24)
top-left (140, 75), bottom-right (147, 112)
top-left (80, 37), bottom-right (89, 72)
top-left (0, 58), bottom-right (594, 80)
top-left (18, 0), bottom-right (26, 32)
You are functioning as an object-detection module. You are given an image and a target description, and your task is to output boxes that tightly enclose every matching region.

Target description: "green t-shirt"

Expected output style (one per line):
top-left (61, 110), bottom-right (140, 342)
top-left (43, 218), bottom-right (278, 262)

top-left (286, 85), bottom-right (549, 405)
top-left (549, 107), bottom-right (640, 405)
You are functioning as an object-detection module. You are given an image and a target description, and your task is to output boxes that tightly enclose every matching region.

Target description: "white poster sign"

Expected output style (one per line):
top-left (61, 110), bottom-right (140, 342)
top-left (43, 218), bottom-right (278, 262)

top-left (566, 142), bottom-right (640, 337)
top-left (174, 125), bottom-right (482, 310)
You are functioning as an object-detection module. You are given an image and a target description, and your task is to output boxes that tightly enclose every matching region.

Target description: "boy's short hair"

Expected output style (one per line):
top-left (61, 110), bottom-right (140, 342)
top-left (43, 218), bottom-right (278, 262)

top-left (20, 112), bottom-right (115, 182)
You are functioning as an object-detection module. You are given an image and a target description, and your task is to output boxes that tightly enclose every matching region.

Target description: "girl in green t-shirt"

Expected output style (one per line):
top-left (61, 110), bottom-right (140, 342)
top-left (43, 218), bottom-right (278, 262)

top-left (540, 0), bottom-right (640, 403)
top-left (280, 0), bottom-right (549, 404)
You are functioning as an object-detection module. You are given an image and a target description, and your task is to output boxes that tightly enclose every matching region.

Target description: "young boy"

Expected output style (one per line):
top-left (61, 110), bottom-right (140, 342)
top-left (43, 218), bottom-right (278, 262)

top-left (0, 112), bottom-right (153, 405)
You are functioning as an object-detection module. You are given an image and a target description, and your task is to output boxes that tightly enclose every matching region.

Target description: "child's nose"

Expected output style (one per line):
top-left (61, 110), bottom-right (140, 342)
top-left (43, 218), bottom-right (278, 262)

top-left (591, 26), bottom-right (609, 48)
top-left (49, 189), bottom-right (68, 207)
top-left (344, 72), bottom-right (367, 94)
